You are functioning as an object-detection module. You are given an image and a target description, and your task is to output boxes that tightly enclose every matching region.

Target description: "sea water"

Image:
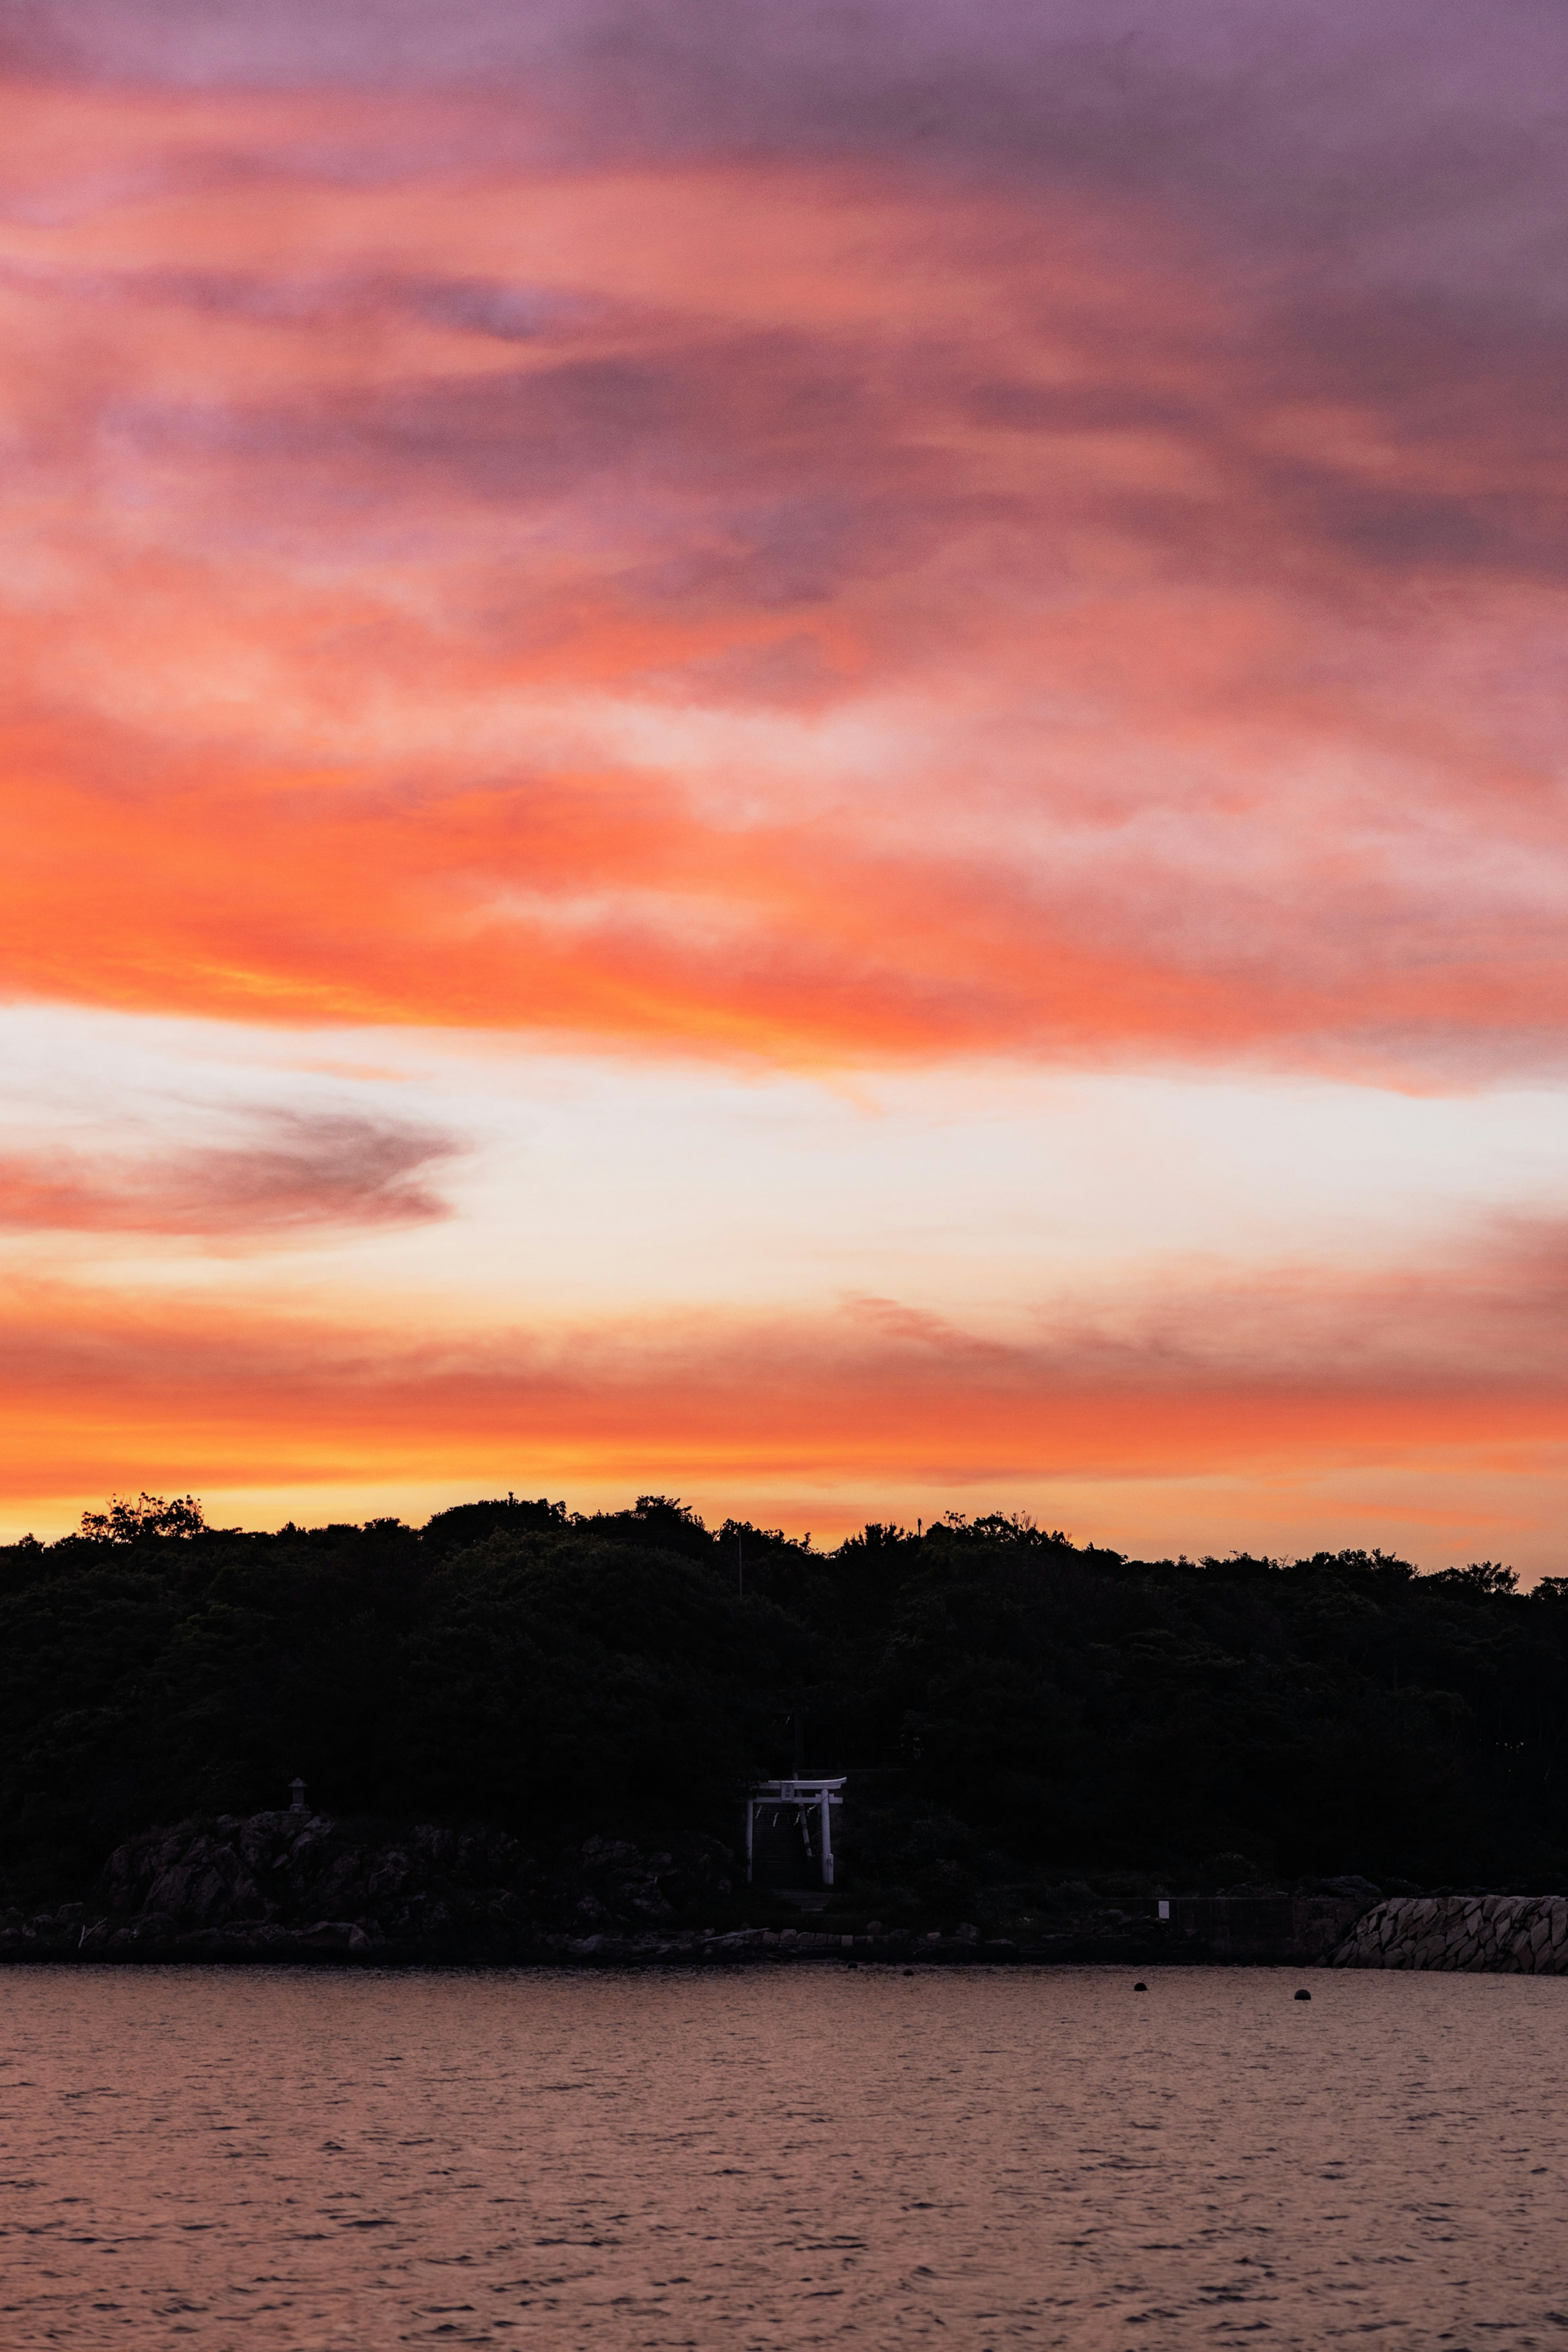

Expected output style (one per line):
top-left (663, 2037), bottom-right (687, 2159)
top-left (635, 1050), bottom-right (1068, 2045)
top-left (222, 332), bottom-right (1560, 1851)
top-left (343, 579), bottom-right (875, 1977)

top-left (1, 1962), bottom-right (1565, 2348)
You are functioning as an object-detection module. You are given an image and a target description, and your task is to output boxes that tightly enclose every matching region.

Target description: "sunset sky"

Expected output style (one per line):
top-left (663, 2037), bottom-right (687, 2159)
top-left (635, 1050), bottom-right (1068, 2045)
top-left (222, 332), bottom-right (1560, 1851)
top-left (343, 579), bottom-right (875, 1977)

top-left (6, 0), bottom-right (1568, 1568)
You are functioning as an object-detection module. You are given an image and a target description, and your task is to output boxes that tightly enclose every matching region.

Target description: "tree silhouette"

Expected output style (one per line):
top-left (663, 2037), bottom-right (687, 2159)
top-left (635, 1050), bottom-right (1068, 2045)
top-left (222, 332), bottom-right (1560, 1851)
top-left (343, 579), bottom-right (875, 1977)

top-left (78, 1491), bottom-right (206, 1543)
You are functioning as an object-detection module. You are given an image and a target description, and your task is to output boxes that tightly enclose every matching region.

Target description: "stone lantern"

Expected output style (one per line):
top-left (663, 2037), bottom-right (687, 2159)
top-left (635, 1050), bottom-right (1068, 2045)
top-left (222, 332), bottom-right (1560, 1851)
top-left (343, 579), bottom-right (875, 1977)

top-left (289, 1776), bottom-right (307, 1813)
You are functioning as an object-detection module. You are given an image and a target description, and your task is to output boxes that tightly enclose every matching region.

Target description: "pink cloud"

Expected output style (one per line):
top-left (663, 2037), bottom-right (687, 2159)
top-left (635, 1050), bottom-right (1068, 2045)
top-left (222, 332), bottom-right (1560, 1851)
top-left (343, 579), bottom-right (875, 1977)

top-left (0, 121), bottom-right (1564, 1083)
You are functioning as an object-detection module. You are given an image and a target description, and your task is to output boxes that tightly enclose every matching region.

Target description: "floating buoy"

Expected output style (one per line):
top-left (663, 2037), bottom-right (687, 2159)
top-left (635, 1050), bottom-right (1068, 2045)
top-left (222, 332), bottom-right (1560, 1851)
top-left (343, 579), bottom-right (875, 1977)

top-left (1133, 1981), bottom-right (1148, 1992)
top-left (1294, 1989), bottom-right (1312, 2001)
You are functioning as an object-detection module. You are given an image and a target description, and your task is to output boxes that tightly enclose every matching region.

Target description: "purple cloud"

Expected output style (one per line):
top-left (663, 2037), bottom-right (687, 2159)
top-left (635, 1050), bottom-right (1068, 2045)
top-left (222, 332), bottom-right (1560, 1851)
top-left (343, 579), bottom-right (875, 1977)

top-left (0, 1110), bottom-right (459, 1236)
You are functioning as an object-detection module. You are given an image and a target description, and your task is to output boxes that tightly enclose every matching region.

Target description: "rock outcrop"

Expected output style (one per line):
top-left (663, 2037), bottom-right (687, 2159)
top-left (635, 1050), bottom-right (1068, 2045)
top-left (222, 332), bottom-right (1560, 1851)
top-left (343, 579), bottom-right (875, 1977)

top-left (1, 1810), bottom-right (739, 1963)
top-left (1330, 1894), bottom-right (1568, 1971)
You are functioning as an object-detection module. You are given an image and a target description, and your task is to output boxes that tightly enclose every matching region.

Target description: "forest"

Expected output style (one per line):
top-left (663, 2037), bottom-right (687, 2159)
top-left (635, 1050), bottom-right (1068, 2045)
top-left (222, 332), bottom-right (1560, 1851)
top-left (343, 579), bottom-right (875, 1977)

top-left (3, 1491), bottom-right (1566, 1914)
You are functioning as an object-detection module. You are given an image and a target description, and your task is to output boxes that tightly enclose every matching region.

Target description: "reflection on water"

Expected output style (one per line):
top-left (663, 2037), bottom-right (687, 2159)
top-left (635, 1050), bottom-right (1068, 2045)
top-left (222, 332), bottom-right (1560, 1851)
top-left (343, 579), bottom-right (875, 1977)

top-left (0, 1962), bottom-right (1565, 2348)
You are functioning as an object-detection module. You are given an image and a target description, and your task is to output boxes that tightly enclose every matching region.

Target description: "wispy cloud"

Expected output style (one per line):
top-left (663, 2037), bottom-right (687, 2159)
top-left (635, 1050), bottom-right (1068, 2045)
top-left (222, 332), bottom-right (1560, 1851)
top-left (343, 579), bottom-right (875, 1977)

top-left (0, 1111), bottom-right (457, 1236)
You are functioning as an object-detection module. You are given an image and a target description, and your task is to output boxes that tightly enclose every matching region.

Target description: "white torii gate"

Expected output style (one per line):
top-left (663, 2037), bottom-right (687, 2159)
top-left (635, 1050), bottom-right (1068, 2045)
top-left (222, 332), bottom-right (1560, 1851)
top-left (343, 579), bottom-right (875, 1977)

top-left (745, 1775), bottom-right (846, 1889)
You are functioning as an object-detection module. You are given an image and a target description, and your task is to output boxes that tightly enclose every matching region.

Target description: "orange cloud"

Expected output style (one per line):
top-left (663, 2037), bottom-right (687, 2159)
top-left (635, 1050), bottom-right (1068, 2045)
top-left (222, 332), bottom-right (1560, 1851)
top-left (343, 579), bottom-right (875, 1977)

top-left (2, 90), bottom-right (1567, 1081)
top-left (7, 1218), bottom-right (1568, 1508)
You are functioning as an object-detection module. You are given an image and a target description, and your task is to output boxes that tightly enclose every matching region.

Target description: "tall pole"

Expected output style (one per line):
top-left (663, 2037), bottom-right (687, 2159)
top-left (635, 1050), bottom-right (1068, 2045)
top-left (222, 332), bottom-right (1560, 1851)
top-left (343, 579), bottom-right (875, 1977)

top-left (737, 1528), bottom-right (744, 1598)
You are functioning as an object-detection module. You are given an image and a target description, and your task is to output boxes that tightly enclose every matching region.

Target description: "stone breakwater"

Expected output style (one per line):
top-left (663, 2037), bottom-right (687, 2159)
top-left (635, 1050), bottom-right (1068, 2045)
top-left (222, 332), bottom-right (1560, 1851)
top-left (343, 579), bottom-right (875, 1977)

top-left (1330, 1895), bottom-right (1568, 1972)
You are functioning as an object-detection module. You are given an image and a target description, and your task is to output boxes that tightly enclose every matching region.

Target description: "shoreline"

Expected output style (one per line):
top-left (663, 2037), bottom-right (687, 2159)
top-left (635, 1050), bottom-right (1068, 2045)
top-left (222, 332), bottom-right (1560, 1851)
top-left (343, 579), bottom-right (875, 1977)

top-left (9, 1897), bottom-right (1568, 1973)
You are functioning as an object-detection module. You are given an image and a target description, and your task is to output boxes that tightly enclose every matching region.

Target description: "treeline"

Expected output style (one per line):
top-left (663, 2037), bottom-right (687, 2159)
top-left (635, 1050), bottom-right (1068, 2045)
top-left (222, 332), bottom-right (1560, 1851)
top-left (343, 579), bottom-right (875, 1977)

top-left (3, 1491), bottom-right (1567, 1909)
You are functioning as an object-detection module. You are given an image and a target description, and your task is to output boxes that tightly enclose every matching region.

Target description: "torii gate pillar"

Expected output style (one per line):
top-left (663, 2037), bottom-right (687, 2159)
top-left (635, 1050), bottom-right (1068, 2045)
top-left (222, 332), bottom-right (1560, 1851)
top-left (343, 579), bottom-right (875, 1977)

top-left (745, 1776), bottom-right (846, 1889)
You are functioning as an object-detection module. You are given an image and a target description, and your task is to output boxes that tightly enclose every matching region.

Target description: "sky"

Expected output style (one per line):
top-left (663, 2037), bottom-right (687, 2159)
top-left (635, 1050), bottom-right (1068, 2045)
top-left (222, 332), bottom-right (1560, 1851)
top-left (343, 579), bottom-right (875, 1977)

top-left (5, 0), bottom-right (1568, 1567)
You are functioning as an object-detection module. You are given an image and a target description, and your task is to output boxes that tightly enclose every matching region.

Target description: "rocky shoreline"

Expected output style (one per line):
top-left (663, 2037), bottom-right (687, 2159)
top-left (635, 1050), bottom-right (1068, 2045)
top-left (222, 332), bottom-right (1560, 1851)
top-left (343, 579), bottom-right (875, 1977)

top-left (8, 1915), bottom-right (1035, 1967)
top-left (3, 1808), bottom-right (758, 1966)
top-left (4, 1811), bottom-right (1563, 1971)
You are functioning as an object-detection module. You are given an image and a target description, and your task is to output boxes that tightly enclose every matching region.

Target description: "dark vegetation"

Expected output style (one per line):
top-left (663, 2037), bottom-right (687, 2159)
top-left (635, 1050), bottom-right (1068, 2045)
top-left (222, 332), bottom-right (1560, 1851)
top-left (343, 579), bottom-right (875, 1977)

top-left (3, 1491), bottom-right (1567, 1923)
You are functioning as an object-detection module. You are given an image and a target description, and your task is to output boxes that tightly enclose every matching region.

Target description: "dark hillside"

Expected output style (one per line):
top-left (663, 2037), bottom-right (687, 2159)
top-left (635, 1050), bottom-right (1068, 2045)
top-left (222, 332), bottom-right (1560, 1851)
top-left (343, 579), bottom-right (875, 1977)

top-left (2, 1497), bottom-right (1565, 1917)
